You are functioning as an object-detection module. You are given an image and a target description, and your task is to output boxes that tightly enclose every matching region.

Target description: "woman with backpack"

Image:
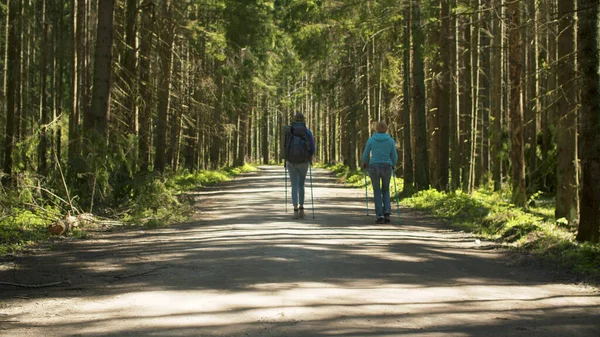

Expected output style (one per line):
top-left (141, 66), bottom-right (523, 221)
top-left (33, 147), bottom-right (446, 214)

top-left (362, 121), bottom-right (398, 224)
top-left (286, 112), bottom-right (315, 219)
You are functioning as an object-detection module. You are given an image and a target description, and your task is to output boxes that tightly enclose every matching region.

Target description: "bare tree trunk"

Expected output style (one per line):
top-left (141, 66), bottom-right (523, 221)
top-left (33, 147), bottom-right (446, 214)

top-left (122, 0), bottom-right (138, 135)
top-left (555, 0), bottom-right (579, 224)
top-left (526, 0), bottom-right (539, 190)
top-left (437, 0), bottom-right (451, 191)
top-left (68, 0), bottom-right (84, 166)
top-left (38, 0), bottom-right (49, 176)
top-left (3, 0), bottom-right (21, 183)
top-left (410, 0), bottom-right (430, 191)
top-left (137, 0), bottom-right (153, 172)
top-left (491, 0), bottom-right (503, 191)
top-left (577, 0), bottom-right (600, 242)
top-left (154, 2), bottom-right (174, 173)
top-left (541, 0), bottom-right (557, 192)
top-left (402, 4), bottom-right (413, 193)
top-left (459, 1), bottom-right (473, 193)
top-left (211, 61), bottom-right (223, 169)
top-left (88, 0), bottom-right (114, 145)
top-left (508, 0), bottom-right (526, 207)
top-left (262, 94), bottom-right (269, 164)
top-left (450, 0), bottom-right (460, 191)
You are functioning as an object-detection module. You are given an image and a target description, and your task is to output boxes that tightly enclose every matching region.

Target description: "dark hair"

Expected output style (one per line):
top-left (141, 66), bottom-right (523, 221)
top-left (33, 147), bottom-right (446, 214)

top-left (293, 112), bottom-right (305, 122)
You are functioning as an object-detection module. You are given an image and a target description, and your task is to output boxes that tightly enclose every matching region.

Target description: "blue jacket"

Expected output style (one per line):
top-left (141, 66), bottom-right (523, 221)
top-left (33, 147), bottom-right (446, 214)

top-left (362, 133), bottom-right (398, 166)
top-left (291, 122), bottom-right (315, 157)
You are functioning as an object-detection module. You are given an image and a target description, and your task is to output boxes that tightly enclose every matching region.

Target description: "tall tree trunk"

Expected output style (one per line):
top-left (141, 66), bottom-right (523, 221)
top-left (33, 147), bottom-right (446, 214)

top-left (54, 3), bottom-right (64, 164)
top-left (167, 38), bottom-right (181, 169)
top-left (122, 0), bottom-right (138, 135)
top-left (3, 0), bottom-right (21, 184)
top-left (526, 0), bottom-right (539, 190)
top-left (402, 5), bottom-right (413, 193)
top-left (508, 0), bottom-right (526, 207)
top-left (541, 0), bottom-right (557, 192)
top-left (555, 0), bottom-right (579, 224)
top-left (88, 0), bottom-right (114, 145)
top-left (210, 62), bottom-right (223, 169)
top-left (137, 0), bottom-right (153, 172)
top-left (68, 0), bottom-right (83, 166)
top-left (479, 0), bottom-right (491, 185)
top-left (450, 0), bottom-right (460, 190)
top-left (469, 0), bottom-right (480, 190)
top-left (262, 95), bottom-right (269, 164)
top-left (411, 0), bottom-right (430, 191)
top-left (38, 1), bottom-right (49, 176)
top-left (459, 2), bottom-right (473, 192)
top-left (491, 0), bottom-right (503, 191)
top-left (576, 0), bottom-right (600, 242)
top-left (154, 2), bottom-right (174, 173)
top-left (436, 0), bottom-right (451, 191)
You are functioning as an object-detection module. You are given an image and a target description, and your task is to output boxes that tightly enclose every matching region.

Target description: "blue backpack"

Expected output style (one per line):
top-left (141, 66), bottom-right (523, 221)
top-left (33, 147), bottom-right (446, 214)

top-left (286, 125), bottom-right (311, 164)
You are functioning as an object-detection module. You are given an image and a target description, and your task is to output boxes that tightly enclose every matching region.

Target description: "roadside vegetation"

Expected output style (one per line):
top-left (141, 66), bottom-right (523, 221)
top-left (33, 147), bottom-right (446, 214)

top-left (0, 164), bottom-right (256, 255)
top-left (325, 163), bottom-right (600, 284)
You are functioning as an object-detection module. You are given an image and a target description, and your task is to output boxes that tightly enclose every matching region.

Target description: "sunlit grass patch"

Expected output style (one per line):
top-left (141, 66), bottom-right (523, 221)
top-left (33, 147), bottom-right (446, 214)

top-left (0, 165), bottom-right (257, 255)
top-left (172, 164), bottom-right (257, 191)
top-left (401, 186), bottom-right (600, 282)
top-left (0, 209), bottom-right (54, 255)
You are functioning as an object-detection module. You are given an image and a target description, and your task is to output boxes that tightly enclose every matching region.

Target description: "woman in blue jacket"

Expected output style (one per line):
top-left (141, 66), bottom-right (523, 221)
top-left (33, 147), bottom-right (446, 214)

top-left (362, 121), bottom-right (398, 224)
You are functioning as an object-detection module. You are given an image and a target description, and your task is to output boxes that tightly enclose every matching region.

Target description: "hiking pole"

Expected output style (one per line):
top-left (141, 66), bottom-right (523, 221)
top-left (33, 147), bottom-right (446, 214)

top-left (363, 167), bottom-right (369, 216)
top-left (310, 163), bottom-right (315, 219)
top-left (284, 162), bottom-right (288, 213)
top-left (393, 173), bottom-right (401, 224)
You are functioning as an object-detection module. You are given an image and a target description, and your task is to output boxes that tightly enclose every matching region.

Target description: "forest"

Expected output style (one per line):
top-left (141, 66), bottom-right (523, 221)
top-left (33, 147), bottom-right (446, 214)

top-left (0, 0), bottom-right (599, 250)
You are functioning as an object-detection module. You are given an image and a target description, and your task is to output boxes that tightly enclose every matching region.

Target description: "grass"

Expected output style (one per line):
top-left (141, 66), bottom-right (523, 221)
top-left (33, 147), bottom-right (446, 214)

top-left (0, 164), bottom-right (257, 255)
top-left (171, 164), bottom-right (257, 191)
top-left (323, 164), bottom-right (600, 284)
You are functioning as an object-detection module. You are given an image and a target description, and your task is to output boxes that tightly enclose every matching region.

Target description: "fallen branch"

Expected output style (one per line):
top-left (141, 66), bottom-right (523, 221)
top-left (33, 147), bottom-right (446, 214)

top-left (113, 266), bottom-right (168, 280)
top-left (0, 280), bottom-right (71, 288)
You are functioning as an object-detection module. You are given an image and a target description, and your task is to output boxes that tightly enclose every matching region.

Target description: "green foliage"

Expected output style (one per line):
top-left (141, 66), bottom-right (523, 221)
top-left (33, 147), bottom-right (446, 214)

top-left (320, 163), bottom-right (403, 193)
top-left (123, 164), bottom-right (256, 227)
top-left (171, 164), bottom-right (257, 191)
top-left (0, 176), bottom-right (60, 254)
top-left (402, 187), bottom-right (600, 281)
top-left (0, 164), bottom-right (256, 254)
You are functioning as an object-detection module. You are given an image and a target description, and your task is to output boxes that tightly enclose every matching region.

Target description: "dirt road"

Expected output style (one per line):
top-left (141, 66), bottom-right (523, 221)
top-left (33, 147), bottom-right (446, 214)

top-left (1, 166), bottom-right (599, 336)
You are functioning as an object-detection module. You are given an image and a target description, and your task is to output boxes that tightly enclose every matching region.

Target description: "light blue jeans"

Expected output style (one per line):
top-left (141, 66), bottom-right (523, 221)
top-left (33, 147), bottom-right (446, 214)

top-left (369, 163), bottom-right (392, 218)
top-left (287, 162), bottom-right (310, 207)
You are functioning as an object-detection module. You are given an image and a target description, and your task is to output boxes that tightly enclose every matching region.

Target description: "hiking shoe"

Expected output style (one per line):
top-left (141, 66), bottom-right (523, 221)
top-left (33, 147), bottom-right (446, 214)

top-left (299, 207), bottom-right (305, 219)
top-left (384, 214), bottom-right (391, 223)
top-left (293, 209), bottom-right (299, 219)
top-left (376, 217), bottom-right (385, 224)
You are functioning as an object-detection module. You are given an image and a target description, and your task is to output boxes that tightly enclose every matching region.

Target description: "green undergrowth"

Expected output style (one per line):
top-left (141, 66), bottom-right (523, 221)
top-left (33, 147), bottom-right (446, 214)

top-left (0, 164), bottom-right (256, 255)
top-left (171, 164), bottom-right (257, 191)
top-left (319, 163), bottom-right (403, 191)
top-left (323, 164), bottom-right (600, 283)
top-left (117, 164), bottom-right (257, 228)
top-left (403, 188), bottom-right (600, 282)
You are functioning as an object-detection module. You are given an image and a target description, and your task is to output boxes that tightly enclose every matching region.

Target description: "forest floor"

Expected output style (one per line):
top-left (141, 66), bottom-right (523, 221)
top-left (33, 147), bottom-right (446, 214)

top-left (0, 166), bottom-right (599, 337)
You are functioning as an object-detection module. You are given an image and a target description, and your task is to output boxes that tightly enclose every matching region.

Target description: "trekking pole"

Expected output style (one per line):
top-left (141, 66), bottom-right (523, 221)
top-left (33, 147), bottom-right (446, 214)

top-left (284, 162), bottom-right (288, 213)
top-left (393, 173), bottom-right (401, 224)
top-left (363, 167), bottom-right (369, 216)
top-left (310, 163), bottom-right (315, 219)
